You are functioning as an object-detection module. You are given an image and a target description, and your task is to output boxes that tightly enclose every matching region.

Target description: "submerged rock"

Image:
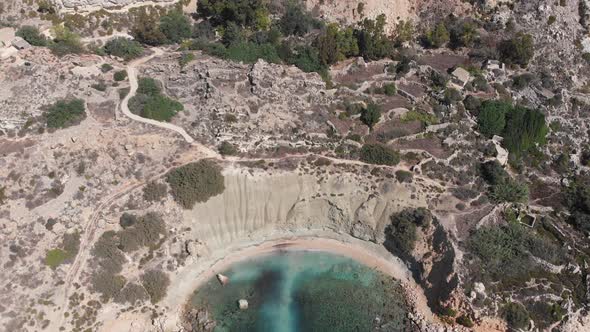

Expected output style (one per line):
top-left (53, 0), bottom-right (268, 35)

top-left (216, 274), bottom-right (229, 285)
top-left (238, 299), bottom-right (249, 310)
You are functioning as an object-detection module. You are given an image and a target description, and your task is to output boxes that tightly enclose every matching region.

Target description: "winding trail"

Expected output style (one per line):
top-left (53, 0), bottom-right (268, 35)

top-left (122, 49), bottom-right (197, 144)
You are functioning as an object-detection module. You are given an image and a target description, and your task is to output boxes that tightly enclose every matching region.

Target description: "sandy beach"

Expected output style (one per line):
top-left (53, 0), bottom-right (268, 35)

top-left (164, 232), bottom-right (437, 329)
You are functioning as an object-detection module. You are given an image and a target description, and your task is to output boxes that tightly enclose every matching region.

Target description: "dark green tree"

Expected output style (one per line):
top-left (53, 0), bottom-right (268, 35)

top-left (355, 14), bottom-right (393, 60)
top-left (499, 32), bottom-right (534, 67)
top-left (360, 103), bottom-right (381, 129)
top-left (160, 10), bottom-right (192, 43)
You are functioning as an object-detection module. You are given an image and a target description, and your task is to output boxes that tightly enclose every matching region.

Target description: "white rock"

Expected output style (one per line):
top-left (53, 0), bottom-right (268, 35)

top-left (238, 299), bottom-right (248, 310)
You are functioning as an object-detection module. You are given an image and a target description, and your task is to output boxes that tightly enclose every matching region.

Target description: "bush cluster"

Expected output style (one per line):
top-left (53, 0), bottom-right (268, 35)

top-left (103, 37), bottom-right (144, 61)
top-left (479, 160), bottom-right (528, 203)
top-left (166, 160), bottom-right (225, 209)
top-left (45, 99), bottom-right (86, 129)
top-left (359, 144), bottom-right (400, 166)
top-left (91, 213), bottom-right (167, 302)
top-left (16, 26), bottom-right (47, 46)
top-left (129, 77), bottom-right (183, 121)
top-left (141, 269), bottom-right (171, 303)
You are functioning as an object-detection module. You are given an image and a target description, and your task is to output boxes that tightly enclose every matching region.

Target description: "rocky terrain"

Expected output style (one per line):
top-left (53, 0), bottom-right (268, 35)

top-left (1, 0), bottom-right (590, 331)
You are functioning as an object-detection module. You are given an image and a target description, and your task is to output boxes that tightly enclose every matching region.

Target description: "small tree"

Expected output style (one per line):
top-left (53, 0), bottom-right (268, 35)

top-left (477, 100), bottom-right (510, 138)
top-left (425, 22), bottom-right (449, 48)
top-left (503, 303), bottom-right (530, 330)
top-left (360, 103), bottom-right (381, 129)
top-left (143, 181), bottom-right (168, 202)
top-left (160, 10), bottom-right (192, 43)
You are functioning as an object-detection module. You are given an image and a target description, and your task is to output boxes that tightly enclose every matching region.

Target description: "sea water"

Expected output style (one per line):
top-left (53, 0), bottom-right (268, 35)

top-left (189, 250), bottom-right (410, 332)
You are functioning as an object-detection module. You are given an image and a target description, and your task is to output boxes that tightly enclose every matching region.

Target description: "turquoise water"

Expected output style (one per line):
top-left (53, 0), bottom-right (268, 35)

top-left (190, 250), bottom-right (410, 332)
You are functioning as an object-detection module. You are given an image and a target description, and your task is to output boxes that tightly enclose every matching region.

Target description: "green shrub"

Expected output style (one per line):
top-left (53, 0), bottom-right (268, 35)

top-left (218, 141), bottom-right (238, 156)
top-left (45, 249), bottom-right (68, 269)
top-left (118, 213), bottom-right (166, 252)
top-left (91, 271), bottom-right (126, 301)
top-left (91, 81), bottom-right (107, 92)
top-left (424, 22), bottom-right (449, 48)
top-left (503, 302), bottom-right (530, 330)
top-left (16, 25), bottom-right (47, 46)
top-left (160, 10), bottom-right (192, 43)
top-left (383, 83), bottom-right (397, 96)
top-left (114, 70), bottom-right (128, 82)
top-left (119, 213), bottom-right (138, 229)
top-left (355, 14), bottom-right (393, 60)
top-left (499, 32), bottom-right (534, 67)
top-left (456, 315), bottom-right (474, 327)
top-left (395, 170), bottom-right (413, 183)
top-left (143, 181), bottom-right (168, 202)
top-left (360, 103), bottom-right (381, 129)
top-left (114, 282), bottom-right (149, 304)
top-left (92, 231), bottom-right (125, 274)
top-left (489, 178), bottom-right (529, 203)
top-left (401, 110), bottom-right (438, 126)
top-left (479, 160), bottom-right (508, 185)
top-left (101, 63), bottom-right (113, 73)
top-left (384, 208), bottom-right (431, 255)
top-left (279, 1), bottom-right (318, 36)
top-left (359, 144), bottom-right (400, 166)
top-left (548, 16), bottom-right (556, 25)
top-left (49, 26), bottom-right (83, 56)
top-left (166, 160), bottom-right (225, 209)
top-left (132, 10), bottom-right (167, 46)
top-left (129, 77), bottom-right (183, 121)
top-left (198, 0), bottom-right (268, 28)
top-left (45, 99), bottom-right (86, 129)
top-left (443, 88), bottom-right (462, 105)
top-left (137, 77), bottom-right (161, 95)
top-left (179, 52), bottom-right (195, 67)
top-left (477, 100), bottom-right (510, 137)
top-left (104, 37), bottom-right (144, 61)
top-left (141, 269), bottom-right (170, 303)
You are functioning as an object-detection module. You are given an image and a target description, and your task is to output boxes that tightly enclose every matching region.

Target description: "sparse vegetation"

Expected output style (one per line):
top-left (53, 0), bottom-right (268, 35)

top-left (503, 302), bottom-right (530, 330)
top-left (166, 160), bottom-right (225, 209)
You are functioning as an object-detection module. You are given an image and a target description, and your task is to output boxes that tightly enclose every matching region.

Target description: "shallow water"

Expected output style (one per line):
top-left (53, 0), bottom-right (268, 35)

top-left (190, 250), bottom-right (410, 332)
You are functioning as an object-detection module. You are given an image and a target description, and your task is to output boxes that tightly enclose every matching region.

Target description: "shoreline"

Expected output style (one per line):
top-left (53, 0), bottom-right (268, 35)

top-left (174, 234), bottom-right (437, 325)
